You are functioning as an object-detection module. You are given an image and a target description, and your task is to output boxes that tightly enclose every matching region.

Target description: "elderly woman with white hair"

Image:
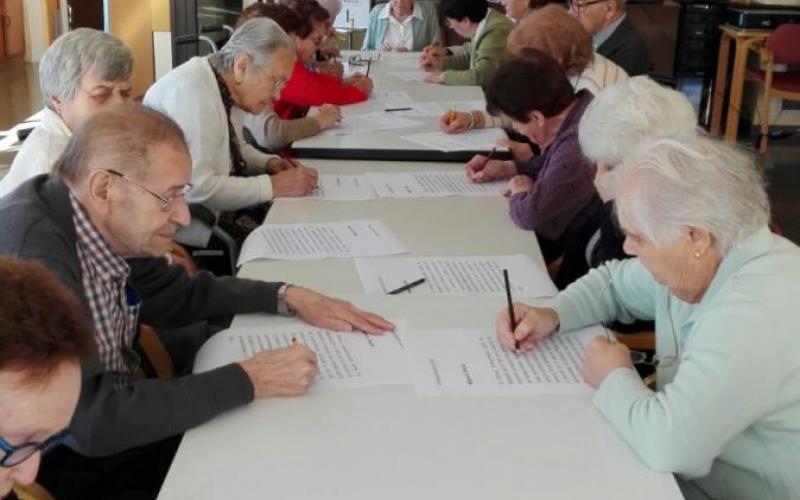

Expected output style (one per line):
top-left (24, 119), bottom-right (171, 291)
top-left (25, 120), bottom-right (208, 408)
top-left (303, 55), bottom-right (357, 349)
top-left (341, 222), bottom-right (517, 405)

top-left (0, 28), bottom-right (133, 198)
top-left (554, 75), bottom-right (697, 285)
top-left (144, 18), bottom-right (317, 236)
top-left (497, 134), bottom-right (800, 500)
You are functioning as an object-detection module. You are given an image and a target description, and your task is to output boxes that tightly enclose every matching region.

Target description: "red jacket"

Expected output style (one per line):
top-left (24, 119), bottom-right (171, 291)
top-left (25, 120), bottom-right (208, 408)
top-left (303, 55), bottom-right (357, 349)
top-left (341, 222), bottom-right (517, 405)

top-left (273, 61), bottom-right (368, 119)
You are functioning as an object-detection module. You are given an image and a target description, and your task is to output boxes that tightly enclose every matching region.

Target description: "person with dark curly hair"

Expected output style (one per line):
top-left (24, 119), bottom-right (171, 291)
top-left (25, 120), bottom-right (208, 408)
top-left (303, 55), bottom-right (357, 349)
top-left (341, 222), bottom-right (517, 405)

top-left (0, 257), bottom-right (94, 500)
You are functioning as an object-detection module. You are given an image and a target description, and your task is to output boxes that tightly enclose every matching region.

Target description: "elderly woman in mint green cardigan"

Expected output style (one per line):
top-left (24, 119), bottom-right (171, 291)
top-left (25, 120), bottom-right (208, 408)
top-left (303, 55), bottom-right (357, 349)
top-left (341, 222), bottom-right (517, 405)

top-left (420, 0), bottom-right (513, 88)
top-left (496, 134), bottom-right (800, 500)
top-left (362, 0), bottom-right (440, 51)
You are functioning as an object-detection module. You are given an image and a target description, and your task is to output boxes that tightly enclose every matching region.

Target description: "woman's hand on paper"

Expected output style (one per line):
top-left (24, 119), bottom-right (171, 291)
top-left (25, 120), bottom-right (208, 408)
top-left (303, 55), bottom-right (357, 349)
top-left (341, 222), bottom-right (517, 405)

top-left (495, 305), bottom-right (559, 352)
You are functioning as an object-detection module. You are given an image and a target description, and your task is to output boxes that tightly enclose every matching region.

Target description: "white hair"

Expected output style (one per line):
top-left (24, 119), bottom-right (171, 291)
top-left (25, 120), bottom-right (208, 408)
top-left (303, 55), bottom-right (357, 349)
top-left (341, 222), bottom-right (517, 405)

top-left (615, 134), bottom-right (770, 255)
top-left (39, 28), bottom-right (133, 110)
top-left (208, 17), bottom-right (294, 74)
top-left (579, 76), bottom-right (697, 168)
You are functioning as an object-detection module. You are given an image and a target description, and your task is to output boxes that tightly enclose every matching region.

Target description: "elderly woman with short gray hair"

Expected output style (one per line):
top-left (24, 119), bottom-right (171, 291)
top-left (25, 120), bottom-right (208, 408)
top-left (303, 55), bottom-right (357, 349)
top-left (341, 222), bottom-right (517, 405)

top-left (497, 134), bottom-right (800, 500)
top-left (555, 76), bottom-right (697, 285)
top-left (144, 17), bottom-right (318, 225)
top-left (0, 28), bottom-right (133, 197)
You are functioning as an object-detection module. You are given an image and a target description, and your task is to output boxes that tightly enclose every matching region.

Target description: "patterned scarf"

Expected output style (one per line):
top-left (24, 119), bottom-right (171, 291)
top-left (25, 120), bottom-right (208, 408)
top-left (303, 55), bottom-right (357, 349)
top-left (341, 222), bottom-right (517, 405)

top-left (210, 61), bottom-right (247, 177)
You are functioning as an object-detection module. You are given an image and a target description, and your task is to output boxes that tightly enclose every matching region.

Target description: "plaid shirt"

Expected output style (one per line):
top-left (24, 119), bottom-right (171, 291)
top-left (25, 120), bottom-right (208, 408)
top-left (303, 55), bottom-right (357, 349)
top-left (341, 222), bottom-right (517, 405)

top-left (70, 194), bottom-right (140, 387)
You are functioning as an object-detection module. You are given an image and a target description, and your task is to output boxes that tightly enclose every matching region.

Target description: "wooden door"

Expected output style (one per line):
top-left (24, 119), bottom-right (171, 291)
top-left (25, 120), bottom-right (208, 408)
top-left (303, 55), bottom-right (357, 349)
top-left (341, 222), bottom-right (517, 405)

top-left (0, 0), bottom-right (6, 63)
top-left (3, 0), bottom-right (24, 58)
top-left (67, 0), bottom-right (103, 29)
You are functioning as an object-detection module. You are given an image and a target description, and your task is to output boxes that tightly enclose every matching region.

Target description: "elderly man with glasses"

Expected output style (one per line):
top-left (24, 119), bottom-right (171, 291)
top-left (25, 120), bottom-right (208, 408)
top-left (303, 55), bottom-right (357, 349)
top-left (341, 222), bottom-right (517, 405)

top-left (0, 103), bottom-right (394, 499)
top-left (568, 0), bottom-right (648, 76)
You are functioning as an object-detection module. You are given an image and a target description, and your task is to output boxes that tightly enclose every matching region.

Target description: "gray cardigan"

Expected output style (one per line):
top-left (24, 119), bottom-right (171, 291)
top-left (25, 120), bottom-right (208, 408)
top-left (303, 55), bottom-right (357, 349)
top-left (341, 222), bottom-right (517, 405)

top-left (0, 175), bottom-right (283, 457)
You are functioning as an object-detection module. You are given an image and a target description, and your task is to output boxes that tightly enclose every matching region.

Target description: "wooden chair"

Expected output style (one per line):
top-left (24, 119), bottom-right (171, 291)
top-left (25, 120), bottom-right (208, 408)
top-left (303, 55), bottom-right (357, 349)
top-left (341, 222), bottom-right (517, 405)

top-left (12, 482), bottom-right (55, 500)
top-left (138, 324), bottom-right (175, 381)
top-left (745, 24), bottom-right (800, 153)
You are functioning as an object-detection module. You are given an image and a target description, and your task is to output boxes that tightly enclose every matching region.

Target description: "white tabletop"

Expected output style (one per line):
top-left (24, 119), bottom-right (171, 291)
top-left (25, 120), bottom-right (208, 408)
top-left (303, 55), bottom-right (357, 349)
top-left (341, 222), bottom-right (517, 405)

top-left (158, 296), bottom-right (682, 500)
top-left (291, 52), bottom-right (503, 162)
top-left (240, 159), bottom-right (544, 296)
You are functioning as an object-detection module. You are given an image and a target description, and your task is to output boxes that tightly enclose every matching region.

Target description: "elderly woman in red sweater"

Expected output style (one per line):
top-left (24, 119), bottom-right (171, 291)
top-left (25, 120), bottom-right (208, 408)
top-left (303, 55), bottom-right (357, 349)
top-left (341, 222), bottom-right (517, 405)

top-left (274, 0), bottom-right (373, 120)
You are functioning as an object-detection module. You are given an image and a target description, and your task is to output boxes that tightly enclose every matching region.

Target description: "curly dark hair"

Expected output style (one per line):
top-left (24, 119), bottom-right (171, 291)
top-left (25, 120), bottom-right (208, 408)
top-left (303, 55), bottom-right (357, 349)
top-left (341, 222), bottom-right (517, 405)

top-left (236, 1), bottom-right (301, 33)
top-left (282, 0), bottom-right (331, 38)
top-left (486, 49), bottom-right (575, 122)
top-left (0, 257), bottom-right (95, 386)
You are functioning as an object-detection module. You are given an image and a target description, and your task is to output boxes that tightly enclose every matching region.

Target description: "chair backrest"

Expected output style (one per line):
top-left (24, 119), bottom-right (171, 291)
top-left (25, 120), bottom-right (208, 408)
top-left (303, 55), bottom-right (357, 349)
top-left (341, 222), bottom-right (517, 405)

top-left (766, 23), bottom-right (800, 64)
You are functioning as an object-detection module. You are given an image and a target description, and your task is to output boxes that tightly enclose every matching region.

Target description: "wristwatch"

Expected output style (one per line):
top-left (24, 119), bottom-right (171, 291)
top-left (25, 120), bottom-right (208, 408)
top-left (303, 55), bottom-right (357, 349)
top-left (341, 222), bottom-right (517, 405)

top-left (277, 283), bottom-right (296, 317)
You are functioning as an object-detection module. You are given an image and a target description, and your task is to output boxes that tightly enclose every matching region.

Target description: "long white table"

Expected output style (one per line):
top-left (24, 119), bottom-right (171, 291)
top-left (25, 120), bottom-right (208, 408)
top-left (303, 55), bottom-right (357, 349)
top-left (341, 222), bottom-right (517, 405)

top-left (157, 158), bottom-right (682, 500)
top-left (291, 52), bottom-right (507, 162)
top-left (240, 159), bottom-right (543, 296)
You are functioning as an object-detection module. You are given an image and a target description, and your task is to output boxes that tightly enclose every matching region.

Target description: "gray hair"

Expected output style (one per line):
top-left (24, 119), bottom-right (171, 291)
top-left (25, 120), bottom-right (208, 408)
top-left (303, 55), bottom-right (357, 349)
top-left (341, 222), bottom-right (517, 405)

top-left (208, 17), bottom-right (294, 74)
top-left (54, 103), bottom-right (187, 186)
top-left (39, 28), bottom-right (133, 110)
top-left (615, 134), bottom-right (770, 255)
top-left (579, 76), bottom-right (697, 168)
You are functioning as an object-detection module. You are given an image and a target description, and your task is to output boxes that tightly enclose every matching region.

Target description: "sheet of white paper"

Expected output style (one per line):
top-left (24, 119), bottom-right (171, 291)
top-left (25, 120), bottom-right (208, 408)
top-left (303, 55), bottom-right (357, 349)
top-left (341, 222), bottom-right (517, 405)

top-left (281, 174), bottom-right (377, 201)
top-left (370, 90), bottom-right (414, 107)
top-left (367, 171), bottom-right (505, 198)
top-left (387, 70), bottom-right (427, 82)
top-left (400, 128), bottom-right (508, 152)
top-left (238, 219), bottom-right (408, 264)
top-left (403, 326), bottom-right (602, 397)
top-left (385, 100), bottom-right (486, 118)
top-left (321, 111), bottom-right (423, 136)
top-left (354, 255), bottom-right (556, 298)
top-left (193, 319), bottom-right (412, 390)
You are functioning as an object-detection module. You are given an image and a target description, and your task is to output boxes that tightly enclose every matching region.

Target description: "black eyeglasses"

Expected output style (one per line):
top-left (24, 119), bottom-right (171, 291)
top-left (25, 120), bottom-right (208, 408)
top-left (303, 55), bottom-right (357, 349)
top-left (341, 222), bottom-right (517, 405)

top-left (105, 169), bottom-right (192, 212)
top-left (0, 430), bottom-right (68, 468)
top-left (567, 0), bottom-right (608, 12)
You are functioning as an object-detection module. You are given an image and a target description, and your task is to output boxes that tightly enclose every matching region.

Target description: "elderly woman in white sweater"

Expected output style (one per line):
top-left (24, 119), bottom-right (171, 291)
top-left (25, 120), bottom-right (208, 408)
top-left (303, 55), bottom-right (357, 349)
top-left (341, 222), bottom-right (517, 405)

top-left (498, 134), bottom-right (800, 500)
top-left (144, 18), bottom-right (317, 218)
top-left (0, 28), bottom-right (133, 198)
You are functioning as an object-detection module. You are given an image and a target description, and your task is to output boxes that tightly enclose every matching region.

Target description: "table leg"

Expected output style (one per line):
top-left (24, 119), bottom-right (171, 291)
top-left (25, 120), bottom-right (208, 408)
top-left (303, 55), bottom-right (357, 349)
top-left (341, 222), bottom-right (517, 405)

top-left (710, 34), bottom-right (731, 137)
top-left (724, 38), bottom-right (754, 143)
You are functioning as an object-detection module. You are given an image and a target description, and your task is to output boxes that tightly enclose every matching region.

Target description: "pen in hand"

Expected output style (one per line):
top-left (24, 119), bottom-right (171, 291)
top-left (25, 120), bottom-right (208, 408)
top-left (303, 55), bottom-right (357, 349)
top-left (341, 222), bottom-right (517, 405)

top-left (483, 147), bottom-right (497, 169)
top-left (387, 277), bottom-right (426, 295)
top-left (502, 269), bottom-right (520, 352)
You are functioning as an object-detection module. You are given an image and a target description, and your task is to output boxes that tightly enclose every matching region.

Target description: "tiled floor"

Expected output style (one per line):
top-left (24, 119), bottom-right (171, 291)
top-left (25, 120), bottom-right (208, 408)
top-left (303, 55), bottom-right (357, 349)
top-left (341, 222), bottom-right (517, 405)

top-left (0, 59), bottom-right (798, 244)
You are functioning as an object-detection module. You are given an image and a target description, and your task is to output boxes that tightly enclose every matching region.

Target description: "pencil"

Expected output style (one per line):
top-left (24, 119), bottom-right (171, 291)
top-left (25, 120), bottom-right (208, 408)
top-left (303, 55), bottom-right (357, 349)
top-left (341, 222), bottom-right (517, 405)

top-left (387, 277), bottom-right (426, 295)
top-left (384, 107), bottom-right (413, 112)
top-left (366, 58), bottom-right (372, 77)
top-left (483, 147), bottom-right (497, 168)
top-left (280, 151), bottom-right (300, 168)
top-left (502, 269), bottom-right (520, 352)
top-left (448, 106), bottom-right (456, 125)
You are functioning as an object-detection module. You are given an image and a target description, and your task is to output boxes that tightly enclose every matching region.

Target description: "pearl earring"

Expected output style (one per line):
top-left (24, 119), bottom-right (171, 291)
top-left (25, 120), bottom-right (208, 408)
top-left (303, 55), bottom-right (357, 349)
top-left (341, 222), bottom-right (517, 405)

top-left (694, 251), bottom-right (702, 259)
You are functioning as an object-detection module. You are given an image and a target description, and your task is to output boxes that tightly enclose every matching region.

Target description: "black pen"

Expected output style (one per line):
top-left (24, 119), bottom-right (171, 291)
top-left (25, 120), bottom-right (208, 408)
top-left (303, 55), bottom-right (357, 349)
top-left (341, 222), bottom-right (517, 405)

top-left (503, 269), bottom-right (520, 352)
top-left (387, 277), bottom-right (426, 295)
top-left (366, 58), bottom-right (372, 77)
top-left (384, 107), bottom-right (412, 112)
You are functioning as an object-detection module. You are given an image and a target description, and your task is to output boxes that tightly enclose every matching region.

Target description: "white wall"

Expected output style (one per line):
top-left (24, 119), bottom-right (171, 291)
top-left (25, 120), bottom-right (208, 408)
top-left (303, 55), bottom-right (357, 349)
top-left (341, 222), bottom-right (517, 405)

top-left (23, 0), bottom-right (48, 62)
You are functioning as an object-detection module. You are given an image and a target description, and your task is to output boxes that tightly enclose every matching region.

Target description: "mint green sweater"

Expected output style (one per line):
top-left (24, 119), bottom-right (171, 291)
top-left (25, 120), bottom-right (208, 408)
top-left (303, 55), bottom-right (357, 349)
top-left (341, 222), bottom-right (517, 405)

top-left (551, 225), bottom-right (800, 500)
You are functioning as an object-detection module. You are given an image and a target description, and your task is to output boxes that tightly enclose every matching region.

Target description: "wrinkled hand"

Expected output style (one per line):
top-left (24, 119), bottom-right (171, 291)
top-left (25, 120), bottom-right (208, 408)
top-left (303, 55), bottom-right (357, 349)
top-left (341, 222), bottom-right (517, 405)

top-left (312, 104), bottom-right (341, 130)
top-left (419, 46), bottom-right (444, 71)
top-left (440, 111), bottom-right (471, 134)
top-left (271, 165), bottom-right (318, 198)
top-left (582, 337), bottom-right (634, 388)
top-left (345, 74), bottom-right (374, 96)
top-left (507, 175), bottom-right (535, 195)
top-left (318, 60), bottom-right (344, 78)
top-left (423, 72), bottom-right (444, 84)
top-left (496, 304), bottom-right (560, 352)
top-left (266, 157), bottom-right (294, 173)
top-left (465, 156), bottom-right (516, 183)
top-left (499, 138), bottom-right (534, 162)
top-left (239, 345), bottom-right (318, 397)
top-left (287, 286), bottom-right (395, 335)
